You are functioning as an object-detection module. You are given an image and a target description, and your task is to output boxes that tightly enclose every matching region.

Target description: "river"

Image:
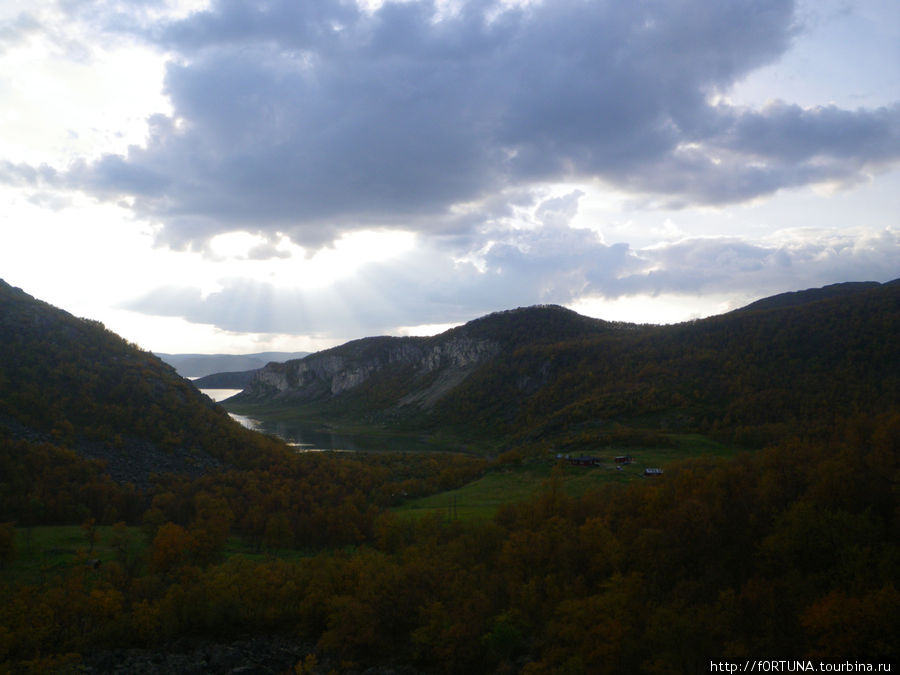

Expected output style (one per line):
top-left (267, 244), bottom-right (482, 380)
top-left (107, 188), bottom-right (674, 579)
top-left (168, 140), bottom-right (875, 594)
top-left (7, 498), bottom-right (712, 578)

top-left (200, 388), bottom-right (441, 453)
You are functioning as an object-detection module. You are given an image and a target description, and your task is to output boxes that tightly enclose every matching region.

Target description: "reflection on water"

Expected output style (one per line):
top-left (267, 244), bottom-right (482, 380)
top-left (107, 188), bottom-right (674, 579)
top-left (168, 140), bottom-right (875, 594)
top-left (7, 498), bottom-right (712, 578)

top-left (224, 410), bottom-right (438, 453)
top-left (229, 415), bottom-right (362, 452)
top-left (237, 415), bottom-right (417, 452)
top-left (228, 413), bottom-right (261, 431)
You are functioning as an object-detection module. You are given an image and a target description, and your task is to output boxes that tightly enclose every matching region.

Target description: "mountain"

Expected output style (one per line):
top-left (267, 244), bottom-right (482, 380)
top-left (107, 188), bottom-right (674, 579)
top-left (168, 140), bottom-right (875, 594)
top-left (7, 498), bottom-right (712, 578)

top-left (0, 280), bottom-right (287, 487)
top-left (3, 278), bottom-right (898, 670)
top-left (156, 351), bottom-right (309, 378)
top-left (233, 281), bottom-right (900, 446)
top-left (733, 280), bottom-right (885, 313)
top-left (233, 305), bottom-right (619, 410)
top-left (191, 369), bottom-right (258, 389)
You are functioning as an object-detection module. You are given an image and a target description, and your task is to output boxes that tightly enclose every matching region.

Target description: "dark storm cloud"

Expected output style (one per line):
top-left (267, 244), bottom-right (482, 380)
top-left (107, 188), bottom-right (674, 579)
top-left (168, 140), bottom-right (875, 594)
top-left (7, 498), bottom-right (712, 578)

top-left (727, 101), bottom-right (900, 164)
top-left (67, 152), bottom-right (172, 198)
top-left (7, 0), bottom-right (900, 250)
top-left (154, 0), bottom-right (359, 50)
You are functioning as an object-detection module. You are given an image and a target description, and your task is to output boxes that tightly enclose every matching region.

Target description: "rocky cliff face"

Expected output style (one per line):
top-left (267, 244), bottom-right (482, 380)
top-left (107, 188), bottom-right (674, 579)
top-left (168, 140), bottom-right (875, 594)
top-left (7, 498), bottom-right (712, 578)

top-left (239, 334), bottom-right (501, 409)
top-left (235, 305), bottom-right (619, 412)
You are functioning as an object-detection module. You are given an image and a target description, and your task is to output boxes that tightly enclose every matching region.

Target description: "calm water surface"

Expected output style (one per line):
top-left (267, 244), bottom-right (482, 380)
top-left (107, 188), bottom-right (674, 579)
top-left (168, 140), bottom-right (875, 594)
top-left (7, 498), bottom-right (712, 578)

top-left (201, 388), bottom-right (438, 453)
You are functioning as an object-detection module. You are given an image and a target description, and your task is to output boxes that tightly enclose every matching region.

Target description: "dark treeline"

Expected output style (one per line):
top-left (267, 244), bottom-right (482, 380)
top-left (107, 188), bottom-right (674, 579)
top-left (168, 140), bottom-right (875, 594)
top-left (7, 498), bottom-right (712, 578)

top-left (0, 431), bottom-right (486, 544)
top-left (2, 409), bottom-right (897, 672)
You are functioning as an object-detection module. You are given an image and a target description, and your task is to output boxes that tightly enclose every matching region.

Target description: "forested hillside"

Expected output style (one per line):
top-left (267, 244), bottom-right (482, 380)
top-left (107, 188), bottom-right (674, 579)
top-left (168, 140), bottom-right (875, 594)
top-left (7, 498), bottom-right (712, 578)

top-left (1, 280), bottom-right (898, 672)
top-left (436, 279), bottom-right (900, 445)
top-left (234, 280), bottom-right (900, 450)
top-left (0, 279), bottom-right (290, 490)
top-left (2, 411), bottom-right (897, 672)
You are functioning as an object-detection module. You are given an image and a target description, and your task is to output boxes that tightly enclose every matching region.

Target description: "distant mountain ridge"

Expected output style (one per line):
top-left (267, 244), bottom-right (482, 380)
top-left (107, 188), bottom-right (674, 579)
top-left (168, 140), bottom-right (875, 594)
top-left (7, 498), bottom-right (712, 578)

top-left (157, 351), bottom-right (309, 378)
top-left (191, 369), bottom-right (258, 389)
top-left (234, 281), bottom-right (900, 445)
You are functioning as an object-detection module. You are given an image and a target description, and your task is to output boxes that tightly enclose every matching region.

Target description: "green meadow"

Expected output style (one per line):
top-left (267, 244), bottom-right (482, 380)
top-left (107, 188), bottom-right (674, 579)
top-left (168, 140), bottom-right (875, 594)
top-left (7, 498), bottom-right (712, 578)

top-left (4, 525), bottom-right (133, 585)
top-left (393, 433), bottom-right (740, 521)
top-left (3, 525), bottom-right (316, 586)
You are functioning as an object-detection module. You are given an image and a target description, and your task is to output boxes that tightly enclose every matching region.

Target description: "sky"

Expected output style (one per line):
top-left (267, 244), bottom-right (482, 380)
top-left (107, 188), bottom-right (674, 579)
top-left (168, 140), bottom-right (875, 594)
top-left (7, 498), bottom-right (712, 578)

top-left (0, 0), bottom-right (898, 354)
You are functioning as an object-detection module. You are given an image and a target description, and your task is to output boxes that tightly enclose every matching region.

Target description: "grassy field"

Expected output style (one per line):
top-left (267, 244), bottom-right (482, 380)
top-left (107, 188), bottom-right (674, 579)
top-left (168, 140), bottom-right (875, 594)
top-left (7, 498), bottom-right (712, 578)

top-left (3, 524), bottom-right (136, 585)
top-left (393, 433), bottom-right (741, 521)
top-left (3, 525), bottom-right (317, 586)
top-left (225, 401), bottom-right (741, 522)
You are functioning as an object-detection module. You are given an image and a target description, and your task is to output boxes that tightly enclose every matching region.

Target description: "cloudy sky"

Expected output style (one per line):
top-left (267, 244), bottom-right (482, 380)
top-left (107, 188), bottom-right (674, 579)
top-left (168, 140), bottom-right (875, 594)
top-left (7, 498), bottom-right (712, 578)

top-left (1, 0), bottom-right (898, 354)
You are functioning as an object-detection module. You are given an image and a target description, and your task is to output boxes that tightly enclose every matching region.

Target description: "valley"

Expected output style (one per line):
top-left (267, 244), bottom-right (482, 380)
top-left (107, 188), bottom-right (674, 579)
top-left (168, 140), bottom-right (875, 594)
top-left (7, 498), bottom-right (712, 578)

top-left (1, 278), bottom-right (898, 672)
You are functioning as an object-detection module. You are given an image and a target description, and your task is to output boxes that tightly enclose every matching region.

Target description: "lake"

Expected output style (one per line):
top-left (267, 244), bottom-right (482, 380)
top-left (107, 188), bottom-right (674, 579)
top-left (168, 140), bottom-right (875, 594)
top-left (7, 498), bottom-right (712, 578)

top-left (201, 389), bottom-right (244, 402)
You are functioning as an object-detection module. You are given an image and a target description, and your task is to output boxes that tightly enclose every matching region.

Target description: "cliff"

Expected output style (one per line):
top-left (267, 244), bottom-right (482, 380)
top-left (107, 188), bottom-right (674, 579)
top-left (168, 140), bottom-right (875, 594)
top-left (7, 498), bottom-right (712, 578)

top-left (234, 305), bottom-right (613, 412)
top-left (238, 334), bottom-right (501, 409)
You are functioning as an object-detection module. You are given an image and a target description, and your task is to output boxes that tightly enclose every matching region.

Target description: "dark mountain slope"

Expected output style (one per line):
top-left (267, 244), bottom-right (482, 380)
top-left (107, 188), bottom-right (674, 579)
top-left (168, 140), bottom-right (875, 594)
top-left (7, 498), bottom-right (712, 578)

top-left (735, 281), bottom-right (882, 313)
top-left (0, 280), bottom-right (287, 485)
top-left (437, 280), bottom-right (900, 443)
top-left (235, 281), bottom-right (899, 447)
top-left (445, 304), bottom-right (620, 345)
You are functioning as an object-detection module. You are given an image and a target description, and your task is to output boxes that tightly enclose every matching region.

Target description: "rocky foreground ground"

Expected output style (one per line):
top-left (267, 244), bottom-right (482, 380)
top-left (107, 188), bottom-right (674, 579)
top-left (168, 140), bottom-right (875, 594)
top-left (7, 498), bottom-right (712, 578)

top-left (80, 635), bottom-right (424, 674)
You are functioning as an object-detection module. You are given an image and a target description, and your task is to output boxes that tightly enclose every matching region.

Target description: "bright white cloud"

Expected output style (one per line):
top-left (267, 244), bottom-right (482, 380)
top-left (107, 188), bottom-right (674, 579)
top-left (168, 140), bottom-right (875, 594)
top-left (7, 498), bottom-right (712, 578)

top-left (0, 7), bottom-right (170, 167)
top-left (568, 293), bottom-right (737, 326)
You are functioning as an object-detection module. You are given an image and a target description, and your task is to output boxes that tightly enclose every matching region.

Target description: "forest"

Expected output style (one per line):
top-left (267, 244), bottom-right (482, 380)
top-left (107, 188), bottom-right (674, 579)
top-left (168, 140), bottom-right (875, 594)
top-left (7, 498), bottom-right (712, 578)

top-left (0, 278), bottom-right (898, 673)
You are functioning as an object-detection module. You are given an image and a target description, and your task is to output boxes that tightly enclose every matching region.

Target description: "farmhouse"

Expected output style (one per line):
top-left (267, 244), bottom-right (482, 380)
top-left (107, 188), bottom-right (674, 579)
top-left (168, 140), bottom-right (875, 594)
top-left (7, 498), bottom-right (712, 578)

top-left (568, 456), bottom-right (602, 467)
